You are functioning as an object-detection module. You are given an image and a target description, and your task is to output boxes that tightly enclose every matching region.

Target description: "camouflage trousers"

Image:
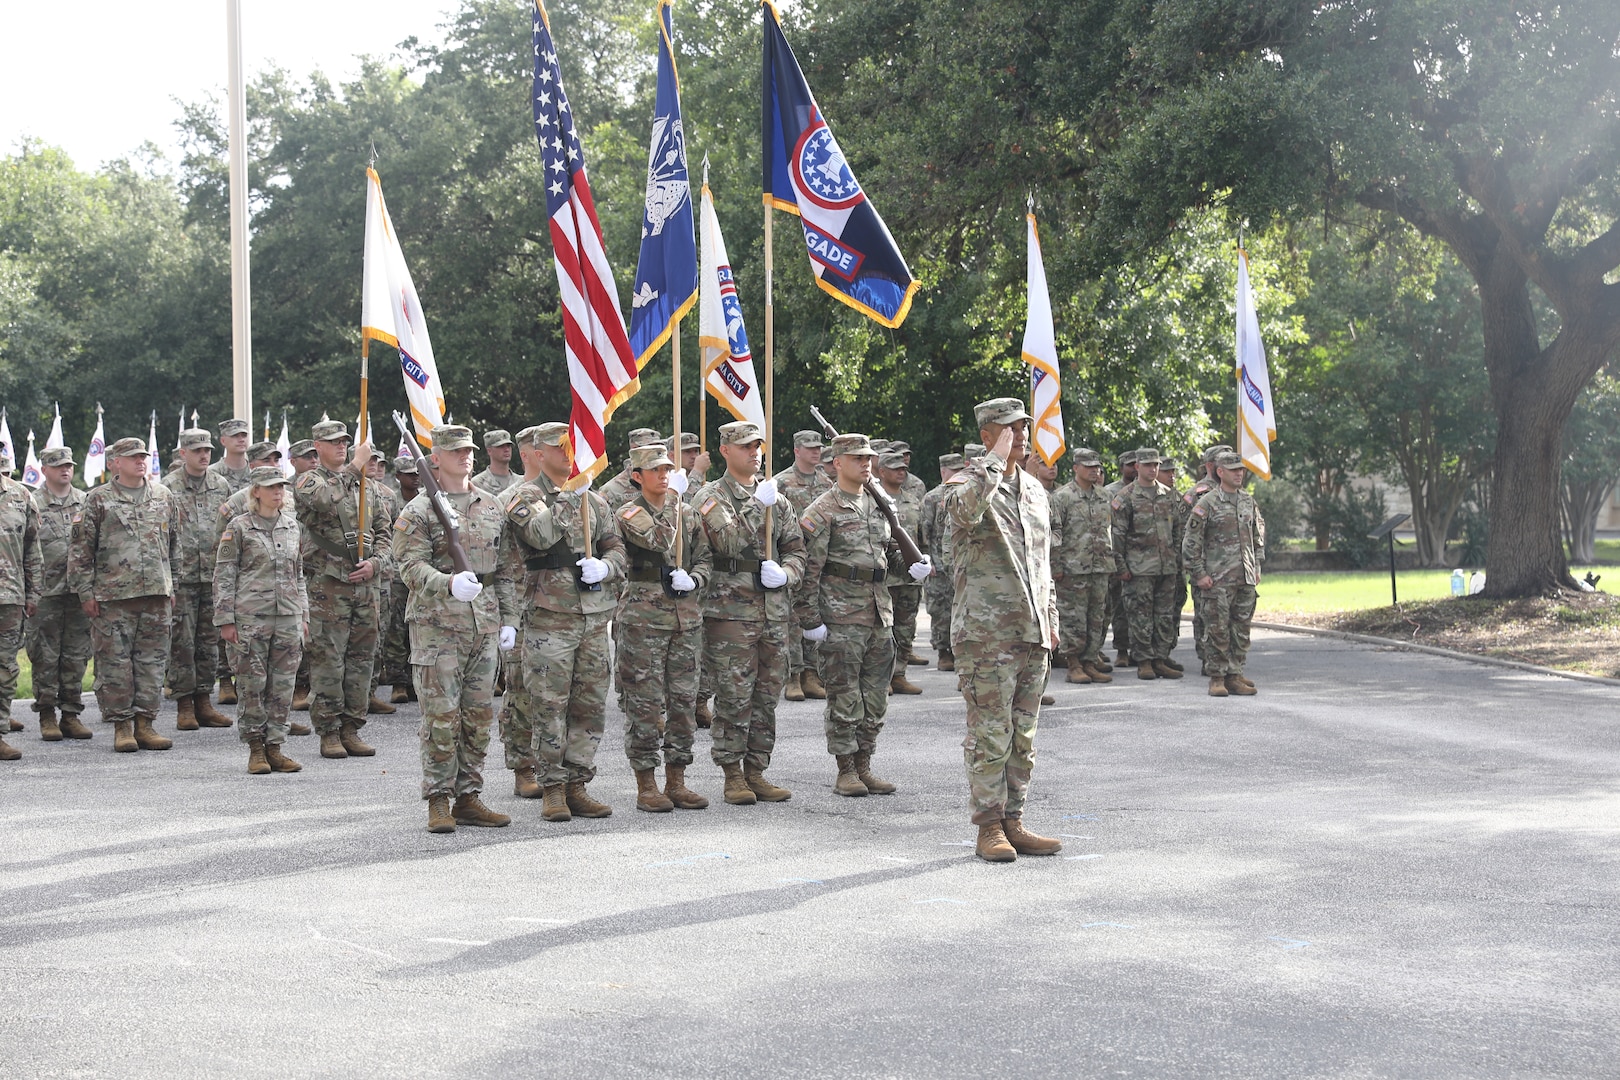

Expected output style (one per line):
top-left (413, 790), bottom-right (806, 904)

top-left (925, 571), bottom-right (954, 652)
top-left (307, 576), bottom-right (380, 735)
top-left (370, 582), bottom-right (390, 694)
top-left (819, 621), bottom-right (893, 757)
top-left (167, 581), bottom-right (218, 696)
top-left (498, 625), bottom-right (532, 771)
top-left (516, 608), bottom-right (610, 787)
top-left (381, 581), bottom-right (411, 686)
top-left (232, 614), bottom-right (302, 745)
top-left (89, 596), bottom-right (172, 724)
top-left (1055, 572), bottom-right (1111, 664)
top-left (955, 638), bottom-right (1049, 825)
top-left (415, 631), bottom-right (497, 798)
top-left (618, 620), bottom-right (700, 771)
top-left (0, 604), bottom-right (25, 722)
top-left (1108, 576), bottom-right (1130, 655)
top-left (1200, 584), bottom-right (1257, 676)
top-left (786, 583), bottom-right (821, 676)
top-left (890, 584), bottom-right (921, 676)
top-left (26, 594), bottom-right (91, 715)
top-left (1122, 574), bottom-right (1179, 661)
top-left (1190, 577), bottom-right (1209, 663)
top-left (704, 617), bottom-right (787, 770)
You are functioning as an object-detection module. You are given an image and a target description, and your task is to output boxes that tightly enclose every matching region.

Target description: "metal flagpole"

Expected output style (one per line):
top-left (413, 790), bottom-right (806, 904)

top-left (226, 0), bottom-right (253, 422)
top-left (762, 198), bottom-right (774, 561)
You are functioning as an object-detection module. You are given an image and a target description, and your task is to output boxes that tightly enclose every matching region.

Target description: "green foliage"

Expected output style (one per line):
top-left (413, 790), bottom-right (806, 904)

top-left (1249, 475), bottom-right (1302, 555)
top-left (1328, 484), bottom-right (1389, 570)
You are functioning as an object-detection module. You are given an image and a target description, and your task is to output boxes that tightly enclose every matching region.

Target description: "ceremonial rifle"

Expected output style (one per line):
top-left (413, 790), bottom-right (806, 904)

top-left (809, 406), bottom-right (925, 566)
top-left (392, 411), bottom-right (472, 577)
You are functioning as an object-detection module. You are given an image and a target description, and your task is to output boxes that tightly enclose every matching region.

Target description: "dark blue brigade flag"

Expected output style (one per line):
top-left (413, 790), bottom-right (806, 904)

top-left (761, 0), bottom-right (918, 328)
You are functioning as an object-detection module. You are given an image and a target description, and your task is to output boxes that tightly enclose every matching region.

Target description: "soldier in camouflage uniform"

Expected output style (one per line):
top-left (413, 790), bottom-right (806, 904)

top-left (877, 451), bottom-right (926, 693)
top-left (215, 467), bottom-right (308, 775)
top-left (0, 449), bottom-right (42, 760)
top-left (383, 455), bottom-right (420, 703)
top-left (598, 428), bottom-right (663, 511)
top-left (1102, 450), bottom-right (1138, 666)
top-left (362, 454), bottom-right (402, 715)
top-left (665, 431), bottom-right (716, 726)
top-left (502, 422), bottom-right (626, 821)
top-left (891, 441), bottom-right (929, 505)
top-left (777, 429), bottom-right (832, 702)
top-left (1184, 452), bottom-right (1265, 698)
top-left (1185, 444), bottom-right (1232, 673)
top-left (26, 447), bottom-right (93, 742)
top-left (163, 429), bottom-right (235, 731)
top-left (919, 452), bottom-right (964, 671)
top-left (1048, 447), bottom-right (1116, 685)
top-left (694, 420), bottom-right (807, 805)
top-left (295, 420), bottom-right (393, 759)
top-left (1111, 448), bottom-right (1186, 680)
top-left (944, 399), bottom-right (1064, 863)
top-left (287, 439), bottom-right (320, 710)
top-left (208, 419), bottom-right (253, 706)
top-left (614, 444), bottom-right (713, 812)
top-left (470, 429), bottom-right (521, 497)
top-left (392, 425), bottom-right (520, 833)
top-left (68, 437), bottom-right (179, 753)
top-left (798, 433), bottom-right (929, 797)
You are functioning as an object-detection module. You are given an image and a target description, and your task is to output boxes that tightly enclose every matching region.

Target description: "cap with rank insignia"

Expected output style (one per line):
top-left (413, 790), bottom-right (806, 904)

top-left (964, 443), bottom-right (986, 458)
top-left (41, 446), bottom-right (75, 467)
top-left (719, 421), bottom-right (763, 446)
top-left (878, 451), bottom-right (907, 470)
top-left (109, 437), bottom-right (149, 458)
top-left (1215, 451), bottom-right (1244, 470)
top-left (1072, 447), bottom-right (1102, 467)
top-left (483, 429), bottom-right (514, 449)
top-left (178, 428), bottom-right (213, 450)
top-left (630, 444), bottom-right (675, 470)
top-left (938, 452), bottom-right (964, 469)
top-left (1133, 447), bottom-right (1162, 465)
top-left (312, 420), bottom-right (351, 443)
top-left (793, 430), bottom-right (823, 449)
top-left (289, 439), bottom-right (317, 457)
top-left (1117, 450), bottom-right (1139, 467)
top-left (627, 427), bottom-right (663, 449)
top-left (829, 433), bottom-right (879, 458)
top-left (973, 397), bottom-right (1032, 427)
top-left (432, 425), bottom-right (477, 451)
top-left (246, 440), bottom-right (279, 463)
top-left (217, 419), bottom-right (250, 437)
top-left (248, 465), bottom-right (291, 487)
top-left (1202, 443), bottom-right (1234, 464)
top-left (518, 422), bottom-right (570, 447)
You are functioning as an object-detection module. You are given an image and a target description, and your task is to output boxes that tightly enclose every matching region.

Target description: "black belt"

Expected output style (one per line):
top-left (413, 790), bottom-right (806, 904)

top-left (714, 556), bottom-right (763, 574)
top-left (823, 560), bottom-right (885, 583)
top-left (525, 553), bottom-right (581, 571)
top-left (627, 565), bottom-right (667, 583)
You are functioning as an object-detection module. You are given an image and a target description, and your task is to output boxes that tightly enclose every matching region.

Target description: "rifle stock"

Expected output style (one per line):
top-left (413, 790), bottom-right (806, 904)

top-left (809, 406), bottom-right (925, 567)
top-left (392, 412), bottom-right (472, 576)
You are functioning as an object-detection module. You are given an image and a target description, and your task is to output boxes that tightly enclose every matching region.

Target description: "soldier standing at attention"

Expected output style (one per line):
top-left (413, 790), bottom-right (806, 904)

top-left (777, 429), bottom-right (832, 702)
top-left (877, 450), bottom-right (926, 692)
top-left (694, 420), bottom-right (806, 805)
top-left (1184, 452), bottom-right (1265, 697)
top-left (164, 429), bottom-right (235, 732)
top-left (208, 418), bottom-right (254, 493)
top-left (393, 425), bottom-right (519, 833)
top-left (614, 443), bottom-right (712, 812)
top-left (215, 467), bottom-right (308, 775)
top-left (68, 437), bottom-right (178, 753)
top-left (27, 447), bottom-right (92, 743)
top-left (890, 441), bottom-right (928, 504)
top-left (1112, 448), bottom-right (1185, 681)
top-left (944, 399), bottom-right (1063, 863)
top-left (0, 447), bottom-right (41, 760)
top-left (1048, 448), bottom-right (1116, 685)
top-left (919, 452), bottom-right (963, 671)
top-left (1103, 450), bottom-right (1138, 667)
top-left (503, 422), bottom-right (625, 821)
top-left (798, 433), bottom-right (930, 797)
top-left (363, 454), bottom-right (401, 716)
top-left (286, 439), bottom-right (320, 712)
top-left (1160, 457), bottom-right (1190, 668)
top-left (383, 456), bottom-right (421, 703)
top-left (668, 432), bottom-right (710, 500)
top-left (1185, 444), bottom-right (1232, 674)
top-left (471, 429), bottom-right (520, 496)
top-left (599, 428), bottom-right (663, 510)
top-left (296, 420), bottom-right (392, 759)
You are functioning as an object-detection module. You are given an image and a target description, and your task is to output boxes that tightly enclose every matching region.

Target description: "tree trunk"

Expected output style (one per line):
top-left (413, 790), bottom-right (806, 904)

top-left (1561, 479), bottom-right (1614, 566)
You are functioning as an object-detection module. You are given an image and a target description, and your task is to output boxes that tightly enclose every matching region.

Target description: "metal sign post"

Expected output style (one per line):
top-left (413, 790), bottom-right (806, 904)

top-left (1368, 513), bottom-right (1412, 606)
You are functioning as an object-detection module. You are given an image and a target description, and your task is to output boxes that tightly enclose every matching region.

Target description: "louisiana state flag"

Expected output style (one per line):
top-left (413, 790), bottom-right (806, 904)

top-left (762, 0), bottom-right (917, 328)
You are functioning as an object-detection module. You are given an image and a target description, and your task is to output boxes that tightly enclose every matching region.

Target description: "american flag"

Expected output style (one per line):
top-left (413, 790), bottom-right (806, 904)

top-left (533, 0), bottom-right (639, 489)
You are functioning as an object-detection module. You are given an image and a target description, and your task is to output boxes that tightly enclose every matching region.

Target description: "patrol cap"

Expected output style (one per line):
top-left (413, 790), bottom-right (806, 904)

top-left (1134, 446), bottom-right (1162, 465)
top-left (248, 465), bottom-right (291, 488)
top-left (1072, 447), bottom-right (1102, 467)
top-left (871, 439), bottom-right (892, 452)
top-left (217, 418), bottom-right (250, 438)
top-left (311, 420), bottom-right (350, 443)
top-left (889, 441), bottom-right (911, 454)
top-left (394, 456), bottom-right (419, 475)
top-left (288, 439), bottom-right (317, 458)
top-left (820, 447), bottom-right (833, 464)
top-left (1214, 451), bottom-right (1245, 470)
top-left (109, 437), bottom-right (149, 458)
top-left (1118, 450), bottom-right (1139, 467)
top-left (630, 444), bottom-right (675, 471)
top-left (1160, 459), bottom-right (1179, 472)
top-left (974, 397), bottom-right (1032, 428)
top-left (178, 428), bottom-right (214, 451)
top-left (719, 421), bottom-right (763, 446)
top-left (246, 440), bottom-right (279, 463)
top-left (878, 451), bottom-right (908, 470)
top-left (483, 428), bottom-right (514, 449)
top-left (829, 433), bottom-right (879, 458)
top-left (1201, 443), bottom-right (1234, 464)
top-left (627, 427), bottom-right (662, 450)
top-left (938, 452), bottom-right (965, 470)
top-left (963, 443), bottom-right (986, 458)
top-left (667, 432), bottom-right (700, 451)
top-left (431, 424), bottom-right (477, 452)
top-left (793, 430), bottom-right (823, 449)
top-left (41, 446), bottom-right (75, 467)
top-left (518, 422), bottom-right (570, 447)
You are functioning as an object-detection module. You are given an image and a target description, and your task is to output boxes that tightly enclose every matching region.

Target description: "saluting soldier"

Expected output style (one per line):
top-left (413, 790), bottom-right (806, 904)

top-left (295, 420), bottom-right (393, 759)
top-left (471, 429), bottom-right (521, 496)
top-left (1184, 451), bottom-right (1265, 697)
top-left (598, 428), bottom-right (663, 510)
top-left (1111, 448), bottom-right (1185, 680)
top-left (26, 446), bottom-right (93, 742)
top-left (215, 466), bottom-right (308, 775)
top-left (393, 425), bottom-right (520, 833)
top-left (693, 420), bottom-right (807, 805)
top-left (164, 428), bottom-right (235, 731)
top-left (877, 450), bottom-right (926, 692)
top-left (614, 443), bottom-right (712, 812)
top-left (0, 447), bottom-right (42, 760)
top-left (68, 437), bottom-right (179, 753)
top-left (777, 429), bottom-right (832, 702)
top-left (918, 452), bottom-right (964, 671)
top-left (1049, 447), bottom-right (1116, 685)
top-left (502, 422), bottom-right (626, 821)
top-left (944, 399), bottom-right (1064, 863)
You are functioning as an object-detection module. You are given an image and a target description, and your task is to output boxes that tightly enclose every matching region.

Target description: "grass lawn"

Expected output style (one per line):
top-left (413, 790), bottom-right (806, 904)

top-left (1256, 568), bottom-right (1617, 618)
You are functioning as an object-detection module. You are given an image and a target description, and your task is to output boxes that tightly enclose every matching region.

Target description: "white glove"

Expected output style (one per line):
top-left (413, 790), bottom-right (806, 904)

top-left (576, 556), bottom-right (609, 585)
top-left (909, 555), bottom-right (933, 582)
top-left (759, 559), bottom-right (787, 589)
top-left (753, 478), bottom-right (778, 506)
top-left (668, 568), bottom-right (696, 592)
top-left (499, 626), bottom-right (517, 652)
top-left (449, 571), bottom-right (483, 602)
top-left (803, 623), bottom-right (828, 642)
top-left (669, 470), bottom-right (689, 495)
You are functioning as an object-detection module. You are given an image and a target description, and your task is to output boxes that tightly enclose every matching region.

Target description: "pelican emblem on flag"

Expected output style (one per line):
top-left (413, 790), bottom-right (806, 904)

top-left (642, 115), bottom-right (690, 238)
top-left (793, 119), bottom-right (863, 210)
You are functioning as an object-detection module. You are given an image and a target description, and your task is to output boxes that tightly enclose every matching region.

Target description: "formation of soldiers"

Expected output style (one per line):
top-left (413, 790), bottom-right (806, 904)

top-left (0, 403), bottom-right (1264, 862)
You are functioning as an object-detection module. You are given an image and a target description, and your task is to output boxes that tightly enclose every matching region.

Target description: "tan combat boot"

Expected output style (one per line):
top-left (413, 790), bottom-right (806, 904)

top-left (367, 694), bottom-right (396, 715)
top-left (801, 669), bottom-right (828, 699)
top-left (0, 735), bottom-right (19, 761)
top-left (1083, 661), bottom-right (1113, 684)
top-left (247, 738), bottom-right (271, 775)
top-left (339, 723), bottom-right (375, 757)
top-left (1093, 656), bottom-right (1114, 673)
top-left (1137, 661), bottom-right (1157, 680)
top-left (783, 671), bottom-right (806, 702)
top-left (745, 765), bottom-right (792, 802)
top-left (1003, 818), bottom-right (1063, 856)
top-left (291, 684), bottom-right (311, 711)
top-left (853, 752), bottom-right (896, 794)
top-left (541, 785), bottom-right (572, 822)
top-left (663, 765), bottom-right (709, 810)
top-left (113, 720), bottom-right (137, 753)
top-left (319, 731), bottom-right (347, 758)
top-left (833, 755), bottom-right (868, 797)
top-left (1208, 675), bottom-right (1229, 697)
top-left (695, 698), bottom-right (713, 729)
top-left (513, 766), bottom-right (542, 799)
top-left (216, 675), bottom-right (238, 705)
top-left (8, 716), bottom-right (22, 731)
top-left (976, 822), bottom-right (1017, 863)
top-left (1065, 663), bottom-right (1092, 684)
top-left (58, 713), bottom-right (93, 739)
top-left (390, 685), bottom-right (410, 704)
top-left (565, 781), bottom-right (612, 818)
top-left (1225, 674), bottom-right (1257, 696)
top-left (890, 673), bottom-right (922, 695)
top-left (634, 769), bottom-right (675, 813)
top-left (288, 721), bottom-right (311, 736)
top-left (264, 742), bottom-right (302, 772)
top-left (39, 707), bottom-right (62, 741)
top-left (937, 648), bottom-right (955, 672)
top-left (193, 693), bottom-right (233, 728)
top-left (1041, 693), bottom-right (1056, 706)
top-left (175, 696), bottom-right (199, 731)
top-left (721, 762), bottom-right (756, 805)
top-left (427, 794), bottom-right (456, 833)
top-left (1162, 656), bottom-right (1184, 672)
top-left (452, 793), bottom-right (511, 827)
top-left (1116, 649), bottom-right (1131, 667)
top-left (906, 650), bottom-right (928, 666)
top-left (1152, 660), bottom-right (1183, 680)
top-left (133, 714), bottom-right (172, 750)
top-left (1232, 673), bottom-right (1256, 689)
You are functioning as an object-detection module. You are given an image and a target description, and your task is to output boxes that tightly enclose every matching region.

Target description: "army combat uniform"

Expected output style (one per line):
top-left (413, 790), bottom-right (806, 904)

top-left (1182, 444), bottom-right (1231, 671)
top-left (1183, 454), bottom-right (1265, 696)
top-left (880, 452), bottom-right (925, 691)
top-left (0, 472), bottom-right (42, 758)
top-left (470, 427), bottom-right (521, 498)
top-left (1048, 449), bottom-right (1115, 680)
top-left (27, 451), bottom-right (91, 739)
top-left (918, 453), bottom-right (964, 669)
top-left (163, 430), bottom-right (234, 727)
top-left (1111, 450), bottom-right (1185, 677)
top-left (777, 437), bottom-right (834, 699)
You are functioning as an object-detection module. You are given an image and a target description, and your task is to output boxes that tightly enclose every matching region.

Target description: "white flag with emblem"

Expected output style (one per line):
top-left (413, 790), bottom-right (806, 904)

top-left (0, 409), bottom-right (13, 475)
top-left (362, 167), bottom-right (446, 447)
top-left (1022, 210), bottom-right (1065, 467)
top-left (44, 403), bottom-right (65, 450)
top-left (275, 414), bottom-right (294, 477)
top-left (21, 430), bottom-right (42, 488)
top-left (1235, 248), bottom-right (1276, 478)
top-left (698, 183), bottom-right (766, 430)
top-left (85, 405), bottom-right (107, 485)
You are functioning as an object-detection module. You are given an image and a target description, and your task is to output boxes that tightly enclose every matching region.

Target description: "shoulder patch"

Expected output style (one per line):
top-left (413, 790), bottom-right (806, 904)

top-left (700, 497), bottom-right (718, 515)
top-left (800, 516), bottom-right (817, 533)
top-left (1111, 498), bottom-right (1124, 511)
top-left (395, 516), bottom-right (412, 531)
top-left (620, 504), bottom-right (646, 521)
top-left (220, 529), bottom-right (233, 542)
top-left (1192, 505), bottom-right (1207, 518)
top-left (71, 513), bottom-right (83, 524)
top-left (945, 474), bottom-right (970, 484)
